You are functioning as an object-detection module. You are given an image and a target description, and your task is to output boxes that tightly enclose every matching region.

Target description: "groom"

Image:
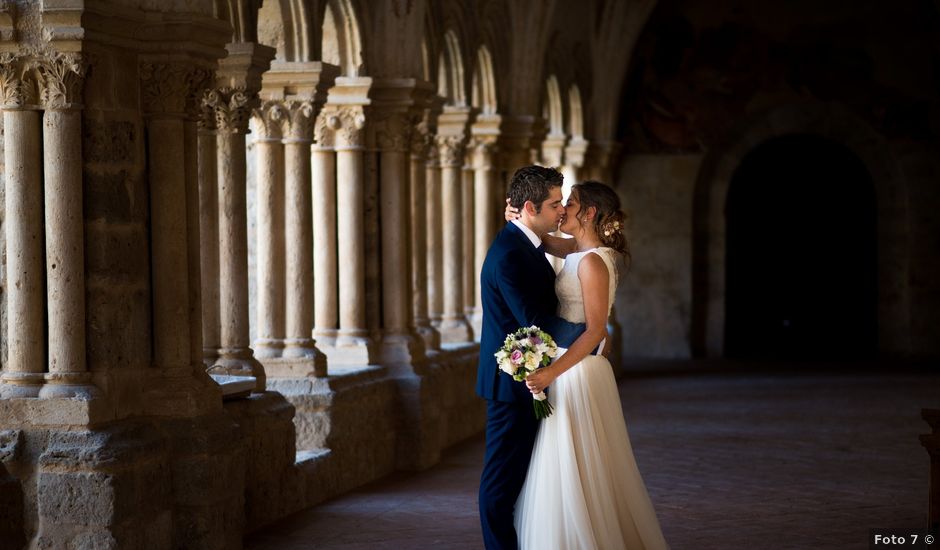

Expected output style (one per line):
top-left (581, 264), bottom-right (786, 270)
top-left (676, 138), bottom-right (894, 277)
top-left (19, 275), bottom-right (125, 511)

top-left (477, 166), bottom-right (585, 549)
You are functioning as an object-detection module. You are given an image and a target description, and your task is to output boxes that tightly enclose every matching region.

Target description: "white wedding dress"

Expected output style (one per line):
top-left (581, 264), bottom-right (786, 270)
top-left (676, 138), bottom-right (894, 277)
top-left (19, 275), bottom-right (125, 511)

top-left (515, 247), bottom-right (669, 550)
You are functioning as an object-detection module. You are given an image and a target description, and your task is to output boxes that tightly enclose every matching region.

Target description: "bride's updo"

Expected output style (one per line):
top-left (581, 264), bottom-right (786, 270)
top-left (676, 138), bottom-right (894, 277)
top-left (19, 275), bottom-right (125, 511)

top-left (572, 181), bottom-right (630, 259)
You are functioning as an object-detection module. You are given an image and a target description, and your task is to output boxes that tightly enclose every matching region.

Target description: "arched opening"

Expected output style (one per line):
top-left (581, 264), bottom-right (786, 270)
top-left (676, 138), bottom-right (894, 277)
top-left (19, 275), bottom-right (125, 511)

top-left (321, 0), bottom-right (363, 76)
top-left (438, 29), bottom-right (466, 106)
top-left (471, 46), bottom-right (497, 115)
top-left (568, 84), bottom-right (584, 139)
top-left (544, 75), bottom-right (564, 137)
top-left (724, 134), bottom-right (877, 360)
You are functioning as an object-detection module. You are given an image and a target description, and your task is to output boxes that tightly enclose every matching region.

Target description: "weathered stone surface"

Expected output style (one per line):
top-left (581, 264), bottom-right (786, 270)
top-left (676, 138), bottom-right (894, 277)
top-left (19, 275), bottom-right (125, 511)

top-left (82, 119), bottom-right (137, 164)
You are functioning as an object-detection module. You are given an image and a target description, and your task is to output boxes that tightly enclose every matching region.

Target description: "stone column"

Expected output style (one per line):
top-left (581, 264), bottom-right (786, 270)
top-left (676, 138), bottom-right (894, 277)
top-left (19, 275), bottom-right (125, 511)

top-left (260, 62), bottom-right (335, 370)
top-left (469, 120), bottom-right (499, 337)
top-left (0, 55), bottom-right (44, 398)
top-left (199, 103), bottom-right (221, 365)
top-left (542, 132), bottom-right (567, 272)
top-left (436, 107), bottom-right (474, 343)
top-left (318, 77), bottom-right (374, 364)
top-left (312, 115), bottom-right (338, 347)
top-left (185, 69), bottom-right (213, 378)
top-left (139, 61), bottom-right (199, 384)
top-left (425, 146), bottom-right (443, 329)
top-left (251, 101), bottom-right (287, 359)
top-left (205, 42), bottom-right (274, 390)
top-left (409, 116), bottom-right (439, 351)
top-left (372, 80), bottom-right (428, 365)
top-left (35, 52), bottom-right (96, 398)
top-left (462, 159), bottom-right (475, 325)
top-left (282, 101), bottom-right (320, 359)
top-left (562, 137), bottom-right (588, 194)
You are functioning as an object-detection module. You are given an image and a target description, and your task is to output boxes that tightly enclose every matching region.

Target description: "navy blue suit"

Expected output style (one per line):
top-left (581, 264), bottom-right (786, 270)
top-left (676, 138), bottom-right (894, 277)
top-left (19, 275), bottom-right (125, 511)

top-left (477, 222), bottom-right (585, 549)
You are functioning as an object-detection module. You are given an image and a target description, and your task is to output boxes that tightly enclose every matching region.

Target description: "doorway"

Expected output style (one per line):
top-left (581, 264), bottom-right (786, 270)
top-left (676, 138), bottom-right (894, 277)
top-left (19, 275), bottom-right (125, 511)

top-left (724, 134), bottom-right (877, 359)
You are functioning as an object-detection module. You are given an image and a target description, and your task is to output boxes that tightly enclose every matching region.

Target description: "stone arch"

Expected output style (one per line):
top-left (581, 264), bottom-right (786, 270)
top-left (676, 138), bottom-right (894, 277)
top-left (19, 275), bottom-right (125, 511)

top-left (471, 45), bottom-right (497, 115)
top-left (321, 0), bottom-right (364, 76)
top-left (691, 101), bottom-right (911, 358)
top-left (543, 75), bottom-right (565, 137)
top-left (257, 0), bottom-right (319, 61)
top-left (568, 84), bottom-right (584, 139)
top-left (215, 0), bottom-right (263, 43)
top-left (438, 29), bottom-right (467, 106)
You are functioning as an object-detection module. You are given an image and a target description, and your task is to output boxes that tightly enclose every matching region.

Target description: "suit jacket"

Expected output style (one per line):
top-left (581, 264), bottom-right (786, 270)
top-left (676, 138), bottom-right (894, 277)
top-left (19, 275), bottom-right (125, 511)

top-left (476, 222), bottom-right (585, 403)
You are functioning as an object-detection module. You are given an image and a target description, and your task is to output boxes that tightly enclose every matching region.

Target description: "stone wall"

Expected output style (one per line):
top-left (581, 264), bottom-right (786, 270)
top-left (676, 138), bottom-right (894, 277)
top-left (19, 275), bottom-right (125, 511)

top-left (613, 154), bottom-right (703, 360)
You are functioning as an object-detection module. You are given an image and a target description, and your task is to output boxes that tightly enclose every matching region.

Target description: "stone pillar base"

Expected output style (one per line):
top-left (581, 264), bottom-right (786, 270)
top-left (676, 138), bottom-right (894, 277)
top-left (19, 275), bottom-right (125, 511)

top-left (320, 332), bottom-right (375, 366)
top-left (0, 395), bottom-right (113, 428)
top-left (253, 338), bottom-right (285, 359)
top-left (261, 354), bottom-right (327, 379)
top-left (379, 333), bottom-right (426, 371)
top-left (281, 338), bottom-right (322, 360)
top-left (470, 311), bottom-right (483, 342)
top-left (416, 325), bottom-right (441, 352)
top-left (311, 329), bottom-right (337, 349)
top-left (438, 317), bottom-right (473, 344)
top-left (212, 350), bottom-right (266, 392)
top-left (0, 373), bottom-right (44, 398)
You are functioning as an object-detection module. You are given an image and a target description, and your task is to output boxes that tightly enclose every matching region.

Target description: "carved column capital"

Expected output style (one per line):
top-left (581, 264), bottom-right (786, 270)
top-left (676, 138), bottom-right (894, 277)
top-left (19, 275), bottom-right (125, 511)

top-left (373, 110), bottom-right (412, 152)
top-left (469, 136), bottom-right (498, 170)
top-left (32, 51), bottom-right (86, 110)
top-left (284, 100), bottom-right (316, 142)
top-left (251, 100), bottom-right (287, 140)
top-left (317, 104), bottom-right (366, 150)
top-left (204, 86), bottom-right (252, 134)
top-left (436, 134), bottom-right (466, 168)
top-left (410, 119), bottom-right (432, 159)
top-left (0, 52), bottom-right (38, 109)
top-left (140, 62), bottom-right (194, 117)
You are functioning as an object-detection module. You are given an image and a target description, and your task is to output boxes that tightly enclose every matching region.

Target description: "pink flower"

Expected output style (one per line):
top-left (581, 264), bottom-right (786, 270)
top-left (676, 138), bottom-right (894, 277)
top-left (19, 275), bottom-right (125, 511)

top-left (510, 350), bottom-right (523, 364)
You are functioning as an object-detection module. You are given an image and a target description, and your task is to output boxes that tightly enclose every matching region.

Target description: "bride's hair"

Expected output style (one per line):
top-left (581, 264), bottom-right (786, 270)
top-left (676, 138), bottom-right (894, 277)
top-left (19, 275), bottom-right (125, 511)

top-left (572, 181), bottom-right (631, 262)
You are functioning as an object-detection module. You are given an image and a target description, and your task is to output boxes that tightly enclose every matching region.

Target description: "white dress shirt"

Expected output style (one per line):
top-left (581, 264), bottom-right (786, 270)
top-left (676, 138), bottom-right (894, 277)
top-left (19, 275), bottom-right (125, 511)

top-left (511, 219), bottom-right (542, 249)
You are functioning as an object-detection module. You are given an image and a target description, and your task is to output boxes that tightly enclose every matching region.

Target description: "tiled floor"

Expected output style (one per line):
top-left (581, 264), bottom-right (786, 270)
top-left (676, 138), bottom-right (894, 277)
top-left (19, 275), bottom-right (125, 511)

top-left (245, 365), bottom-right (940, 549)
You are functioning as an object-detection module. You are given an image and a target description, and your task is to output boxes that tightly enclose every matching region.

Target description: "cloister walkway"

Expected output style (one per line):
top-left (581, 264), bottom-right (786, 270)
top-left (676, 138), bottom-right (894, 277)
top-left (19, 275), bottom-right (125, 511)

top-left (245, 362), bottom-right (939, 549)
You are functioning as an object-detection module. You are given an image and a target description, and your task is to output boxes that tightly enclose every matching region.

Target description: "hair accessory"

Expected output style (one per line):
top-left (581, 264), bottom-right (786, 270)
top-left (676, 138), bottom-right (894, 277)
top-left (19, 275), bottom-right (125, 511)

top-left (602, 219), bottom-right (622, 237)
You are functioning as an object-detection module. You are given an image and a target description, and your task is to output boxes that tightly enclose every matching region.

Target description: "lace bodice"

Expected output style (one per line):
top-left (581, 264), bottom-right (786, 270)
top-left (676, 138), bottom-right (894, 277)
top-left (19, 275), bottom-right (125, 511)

top-left (555, 247), bottom-right (618, 323)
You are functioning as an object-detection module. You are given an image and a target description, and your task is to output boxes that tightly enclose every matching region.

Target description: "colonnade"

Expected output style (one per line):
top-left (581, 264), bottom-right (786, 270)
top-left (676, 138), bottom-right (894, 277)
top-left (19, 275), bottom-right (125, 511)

top-left (0, 51), bottom-right (96, 400)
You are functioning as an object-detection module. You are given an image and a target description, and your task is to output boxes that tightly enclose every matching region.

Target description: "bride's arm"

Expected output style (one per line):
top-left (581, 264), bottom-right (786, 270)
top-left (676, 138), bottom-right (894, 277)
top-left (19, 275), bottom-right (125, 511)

top-left (504, 199), bottom-right (578, 258)
top-left (525, 253), bottom-right (609, 393)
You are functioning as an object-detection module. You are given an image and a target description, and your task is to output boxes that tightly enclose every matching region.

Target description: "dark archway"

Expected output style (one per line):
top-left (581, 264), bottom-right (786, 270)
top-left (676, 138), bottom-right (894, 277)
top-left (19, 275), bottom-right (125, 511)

top-left (725, 134), bottom-right (877, 360)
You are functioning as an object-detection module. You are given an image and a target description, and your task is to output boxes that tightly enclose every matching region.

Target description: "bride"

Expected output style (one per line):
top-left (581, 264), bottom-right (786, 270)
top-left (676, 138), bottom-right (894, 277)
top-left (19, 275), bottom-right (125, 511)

top-left (508, 181), bottom-right (668, 550)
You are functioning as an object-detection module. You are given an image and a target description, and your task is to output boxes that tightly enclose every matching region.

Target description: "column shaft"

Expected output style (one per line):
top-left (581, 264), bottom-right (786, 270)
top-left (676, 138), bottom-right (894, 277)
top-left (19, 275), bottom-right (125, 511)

top-left (199, 129), bottom-right (221, 362)
top-left (425, 161), bottom-right (443, 326)
top-left (185, 120), bottom-right (204, 371)
top-left (145, 116), bottom-right (192, 375)
top-left (254, 138), bottom-right (285, 358)
top-left (336, 149), bottom-right (368, 343)
top-left (439, 162), bottom-right (472, 342)
top-left (312, 148), bottom-right (338, 345)
top-left (472, 155), bottom-right (496, 335)
top-left (216, 130), bottom-right (264, 389)
top-left (380, 150), bottom-right (410, 333)
top-left (1, 110), bottom-right (44, 397)
top-left (410, 154), bottom-right (438, 350)
top-left (462, 165), bottom-right (475, 320)
top-left (283, 139), bottom-right (316, 356)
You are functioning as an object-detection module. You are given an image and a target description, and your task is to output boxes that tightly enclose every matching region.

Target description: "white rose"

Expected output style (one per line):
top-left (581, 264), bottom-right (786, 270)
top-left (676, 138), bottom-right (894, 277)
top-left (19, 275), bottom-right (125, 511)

top-left (524, 352), bottom-right (539, 371)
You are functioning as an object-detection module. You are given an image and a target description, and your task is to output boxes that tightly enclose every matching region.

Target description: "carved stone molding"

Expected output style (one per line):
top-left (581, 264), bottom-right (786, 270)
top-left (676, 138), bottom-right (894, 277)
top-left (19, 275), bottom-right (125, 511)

top-left (204, 87), bottom-right (251, 134)
top-left (373, 110), bottom-right (412, 152)
top-left (251, 100), bottom-right (287, 140)
top-left (469, 136), bottom-right (498, 170)
top-left (436, 134), bottom-right (466, 168)
top-left (313, 109), bottom-right (336, 149)
top-left (186, 68), bottom-right (214, 121)
top-left (284, 100), bottom-right (315, 142)
top-left (410, 119), bottom-right (432, 159)
top-left (0, 52), bottom-right (37, 108)
top-left (32, 51), bottom-right (86, 110)
top-left (317, 104), bottom-right (366, 149)
top-left (139, 62), bottom-right (191, 116)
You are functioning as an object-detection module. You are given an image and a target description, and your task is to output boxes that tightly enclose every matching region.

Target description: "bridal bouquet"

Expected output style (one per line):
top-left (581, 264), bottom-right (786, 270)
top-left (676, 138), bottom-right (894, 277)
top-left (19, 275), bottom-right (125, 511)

top-left (495, 325), bottom-right (559, 419)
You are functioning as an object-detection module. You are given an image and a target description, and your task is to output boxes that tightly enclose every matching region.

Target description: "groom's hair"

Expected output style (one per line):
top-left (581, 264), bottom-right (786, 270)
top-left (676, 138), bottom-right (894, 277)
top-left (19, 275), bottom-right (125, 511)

top-left (507, 166), bottom-right (563, 213)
